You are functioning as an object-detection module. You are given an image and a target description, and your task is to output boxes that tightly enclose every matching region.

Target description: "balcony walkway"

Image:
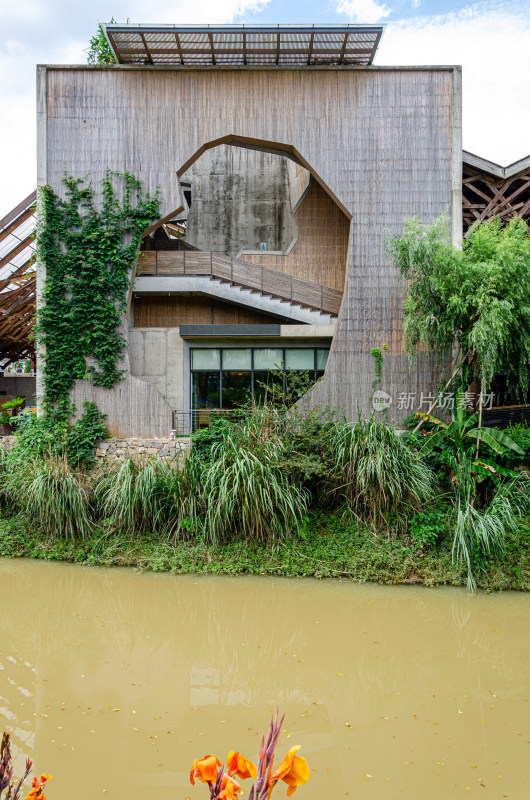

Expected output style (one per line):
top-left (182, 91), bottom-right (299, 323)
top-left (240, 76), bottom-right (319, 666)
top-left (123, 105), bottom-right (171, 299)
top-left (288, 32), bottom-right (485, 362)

top-left (136, 250), bottom-right (343, 317)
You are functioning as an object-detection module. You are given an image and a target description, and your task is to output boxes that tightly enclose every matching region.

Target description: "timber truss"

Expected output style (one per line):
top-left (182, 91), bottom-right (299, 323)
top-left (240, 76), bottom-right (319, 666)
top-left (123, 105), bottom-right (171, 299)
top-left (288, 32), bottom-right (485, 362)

top-left (462, 151), bottom-right (530, 235)
top-left (0, 192), bottom-right (37, 366)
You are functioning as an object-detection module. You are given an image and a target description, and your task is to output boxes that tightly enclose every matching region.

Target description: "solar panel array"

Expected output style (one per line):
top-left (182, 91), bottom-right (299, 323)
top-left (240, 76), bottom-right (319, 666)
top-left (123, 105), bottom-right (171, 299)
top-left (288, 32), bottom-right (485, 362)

top-left (105, 25), bottom-right (383, 67)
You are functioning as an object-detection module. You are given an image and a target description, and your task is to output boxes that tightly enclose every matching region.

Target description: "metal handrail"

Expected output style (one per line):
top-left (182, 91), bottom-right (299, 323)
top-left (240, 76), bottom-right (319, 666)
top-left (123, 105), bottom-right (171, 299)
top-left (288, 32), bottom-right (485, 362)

top-left (137, 249), bottom-right (342, 315)
top-left (173, 408), bottom-right (248, 435)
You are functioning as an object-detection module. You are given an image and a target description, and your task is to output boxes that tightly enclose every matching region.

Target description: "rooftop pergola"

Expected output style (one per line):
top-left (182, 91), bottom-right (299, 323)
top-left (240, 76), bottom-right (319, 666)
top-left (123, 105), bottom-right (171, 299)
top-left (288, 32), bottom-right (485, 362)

top-left (104, 24), bottom-right (384, 67)
top-left (0, 192), bottom-right (36, 367)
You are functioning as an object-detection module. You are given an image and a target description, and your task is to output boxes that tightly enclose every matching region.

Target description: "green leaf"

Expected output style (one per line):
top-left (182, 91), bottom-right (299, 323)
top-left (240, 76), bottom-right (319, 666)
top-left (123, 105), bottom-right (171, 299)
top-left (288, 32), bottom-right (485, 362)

top-left (467, 427), bottom-right (524, 455)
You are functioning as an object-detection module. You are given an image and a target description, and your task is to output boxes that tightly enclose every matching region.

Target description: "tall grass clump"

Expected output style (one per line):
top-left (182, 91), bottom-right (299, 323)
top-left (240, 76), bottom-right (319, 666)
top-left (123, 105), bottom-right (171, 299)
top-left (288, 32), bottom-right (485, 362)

top-left (93, 455), bottom-right (166, 533)
top-left (202, 425), bottom-right (309, 545)
top-left (328, 416), bottom-right (436, 532)
top-left (7, 454), bottom-right (92, 538)
top-left (93, 454), bottom-right (206, 538)
top-left (155, 453), bottom-right (206, 540)
top-left (451, 456), bottom-right (530, 591)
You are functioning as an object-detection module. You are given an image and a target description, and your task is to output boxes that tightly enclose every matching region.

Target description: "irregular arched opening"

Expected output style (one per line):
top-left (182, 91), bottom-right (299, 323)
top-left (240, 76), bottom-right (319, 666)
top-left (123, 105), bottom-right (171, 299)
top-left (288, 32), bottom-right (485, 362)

top-left (132, 136), bottom-right (351, 425)
top-left (141, 137), bottom-right (351, 296)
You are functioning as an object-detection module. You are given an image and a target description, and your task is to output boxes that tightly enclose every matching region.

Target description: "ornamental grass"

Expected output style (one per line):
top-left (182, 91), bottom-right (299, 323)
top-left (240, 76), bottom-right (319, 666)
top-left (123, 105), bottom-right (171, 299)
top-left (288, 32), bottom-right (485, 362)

top-left (328, 416), bottom-right (436, 532)
top-left (202, 431), bottom-right (310, 545)
top-left (6, 455), bottom-right (91, 539)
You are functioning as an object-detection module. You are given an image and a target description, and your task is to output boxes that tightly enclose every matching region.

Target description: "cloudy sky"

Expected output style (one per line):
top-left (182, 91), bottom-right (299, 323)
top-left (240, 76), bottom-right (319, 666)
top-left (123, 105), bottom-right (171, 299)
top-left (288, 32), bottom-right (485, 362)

top-left (1, 0), bottom-right (529, 218)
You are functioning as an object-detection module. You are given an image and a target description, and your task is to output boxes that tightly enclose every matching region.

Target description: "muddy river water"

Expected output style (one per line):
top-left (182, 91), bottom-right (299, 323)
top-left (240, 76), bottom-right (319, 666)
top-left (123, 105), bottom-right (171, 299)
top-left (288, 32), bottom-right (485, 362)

top-left (0, 559), bottom-right (528, 799)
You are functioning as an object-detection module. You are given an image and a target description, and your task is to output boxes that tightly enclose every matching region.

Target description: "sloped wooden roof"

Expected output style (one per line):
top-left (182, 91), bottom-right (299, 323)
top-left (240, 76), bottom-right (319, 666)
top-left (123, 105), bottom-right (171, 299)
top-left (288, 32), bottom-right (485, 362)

top-left (462, 151), bottom-right (530, 234)
top-left (0, 192), bottom-right (36, 366)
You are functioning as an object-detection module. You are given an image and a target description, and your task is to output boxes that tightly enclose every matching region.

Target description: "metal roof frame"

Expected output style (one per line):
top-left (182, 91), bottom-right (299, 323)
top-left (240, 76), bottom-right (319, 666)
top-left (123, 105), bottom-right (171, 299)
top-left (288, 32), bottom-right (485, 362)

top-left (0, 191), bottom-right (37, 366)
top-left (104, 23), bottom-right (384, 67)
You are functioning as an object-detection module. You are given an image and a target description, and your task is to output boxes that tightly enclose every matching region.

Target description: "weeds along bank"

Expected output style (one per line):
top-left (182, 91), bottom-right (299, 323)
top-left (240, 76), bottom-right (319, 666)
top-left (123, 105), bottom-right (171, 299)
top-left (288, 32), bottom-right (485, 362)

top-left (0, 404), bottom-right (529, 591)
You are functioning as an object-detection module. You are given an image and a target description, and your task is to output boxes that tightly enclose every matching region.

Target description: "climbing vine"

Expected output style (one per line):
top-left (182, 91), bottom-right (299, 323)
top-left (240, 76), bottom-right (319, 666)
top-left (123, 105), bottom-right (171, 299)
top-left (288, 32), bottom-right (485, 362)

top-left (370, 344), bottom-right (387, 389)
top-left (370, 344), bottom-right (388, 415)
top-left (37, 172), bottom-right (159, 407)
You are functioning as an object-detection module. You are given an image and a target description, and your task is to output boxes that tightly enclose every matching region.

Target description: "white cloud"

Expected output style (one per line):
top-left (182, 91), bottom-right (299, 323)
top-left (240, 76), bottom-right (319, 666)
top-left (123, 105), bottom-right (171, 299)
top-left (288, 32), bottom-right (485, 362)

top-left (1, 0), bottom-right (529, 219)
top-left (336, 0), bottom-right (391, 24)
top-left (0, 0), bottom-right (270, 219)
top-left (125, 0), bottom-right (268, 25)
top-left (376, 3), bottom-right (530, 165)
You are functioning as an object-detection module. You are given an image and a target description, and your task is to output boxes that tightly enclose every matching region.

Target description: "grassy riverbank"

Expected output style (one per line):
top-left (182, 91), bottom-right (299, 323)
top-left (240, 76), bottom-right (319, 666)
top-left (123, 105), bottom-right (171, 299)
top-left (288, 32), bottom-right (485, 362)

top-left (1, 509), bottom-right (528, 591)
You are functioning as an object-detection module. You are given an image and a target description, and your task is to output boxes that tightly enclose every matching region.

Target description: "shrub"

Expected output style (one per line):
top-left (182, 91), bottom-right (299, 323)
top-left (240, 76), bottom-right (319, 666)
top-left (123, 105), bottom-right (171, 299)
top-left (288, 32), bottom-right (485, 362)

top-left (11, 401), bottom-right (107, 469)
top-left (495, 422), bottom-right (530, 469)
top-left (192, 416), bottom-right (235, 463)
top-left (409, 509), bottom-right (447, 547)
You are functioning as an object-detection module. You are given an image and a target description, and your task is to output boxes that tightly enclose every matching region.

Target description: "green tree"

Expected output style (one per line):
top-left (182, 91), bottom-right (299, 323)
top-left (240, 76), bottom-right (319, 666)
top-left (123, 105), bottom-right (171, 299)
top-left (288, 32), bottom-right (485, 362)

top-left (87, 19), bottom-right (117, 65)
top-left (387, 215), bottom-right (530, 401)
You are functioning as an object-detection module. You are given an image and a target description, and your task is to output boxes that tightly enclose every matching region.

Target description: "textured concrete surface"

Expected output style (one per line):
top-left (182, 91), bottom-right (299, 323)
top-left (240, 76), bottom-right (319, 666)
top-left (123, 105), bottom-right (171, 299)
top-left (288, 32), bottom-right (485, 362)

top-left (129, 328), bottom-right (184, 411)
top-left (182, 145), bottom-right (305, 256)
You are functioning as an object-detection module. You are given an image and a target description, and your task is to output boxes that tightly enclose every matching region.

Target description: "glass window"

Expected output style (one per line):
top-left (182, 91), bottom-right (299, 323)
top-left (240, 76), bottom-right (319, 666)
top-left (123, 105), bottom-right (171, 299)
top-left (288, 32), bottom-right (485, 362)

top-left (192, 348), bottom-right (220, 370)
top-left (253, 370), bottom-right (284, 405)
top-left (192, 372), bottom-right (221, 409)
top-left (222, 372), bottom-right (252, 408)
top-left (316, 349), bottom-right (329, 370)
top-left (284, 348), bottom-right (315, 370)
top-left (253, 348), bottom-right (284, 370)
top-left (222, 348), bottom-right (252, 370)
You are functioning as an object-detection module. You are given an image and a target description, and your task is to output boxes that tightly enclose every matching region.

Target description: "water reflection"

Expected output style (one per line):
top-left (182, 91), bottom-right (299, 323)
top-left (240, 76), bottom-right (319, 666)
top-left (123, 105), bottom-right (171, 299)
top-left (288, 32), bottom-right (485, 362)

top-left (0, 559), bottom-right (528, 799)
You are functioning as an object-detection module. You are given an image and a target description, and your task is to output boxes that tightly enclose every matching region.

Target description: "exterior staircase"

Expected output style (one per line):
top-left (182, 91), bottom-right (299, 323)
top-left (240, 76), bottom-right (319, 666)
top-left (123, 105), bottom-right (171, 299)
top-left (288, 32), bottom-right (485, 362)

top-left (135, 250), bottom-right (342, 324)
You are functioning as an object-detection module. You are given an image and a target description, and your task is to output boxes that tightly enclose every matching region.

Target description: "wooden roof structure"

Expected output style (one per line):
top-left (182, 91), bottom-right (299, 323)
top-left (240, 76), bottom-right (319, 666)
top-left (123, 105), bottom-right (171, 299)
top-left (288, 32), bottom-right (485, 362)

top-left (463, 151), bottom-right (530, 235)
top-left (0, 192), bottom-right (36, 366)
top-left (104, 24), bottom-right (384, 67)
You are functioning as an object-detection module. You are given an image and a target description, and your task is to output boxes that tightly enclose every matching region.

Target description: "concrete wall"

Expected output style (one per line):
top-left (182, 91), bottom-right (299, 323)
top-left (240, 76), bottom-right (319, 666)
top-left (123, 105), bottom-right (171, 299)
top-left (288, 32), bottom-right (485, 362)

top-left (0, 375), bottom-right (36, 405)
top-left (41, 65), bottom-right (461, 428)
top-left (129, 328), bottom-right (184, 411)
top-left (182, 146), bottom-right (301, 256)
top-left (287, 160), bottom-right (312, 212)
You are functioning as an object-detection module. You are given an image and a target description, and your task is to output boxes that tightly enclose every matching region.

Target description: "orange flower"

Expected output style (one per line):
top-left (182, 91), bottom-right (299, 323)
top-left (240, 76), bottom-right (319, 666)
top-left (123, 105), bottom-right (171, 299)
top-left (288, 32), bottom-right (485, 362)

top-left (218, 773), bottom-right (242, 800)
top-left (226, 751), bottom-right (257, 780)
top-left (190, 754), bottom-right (222, 786)
top-left (269, 746), bottom-right (310, 797)
top-left (25, 773), bottom-right (52, 800)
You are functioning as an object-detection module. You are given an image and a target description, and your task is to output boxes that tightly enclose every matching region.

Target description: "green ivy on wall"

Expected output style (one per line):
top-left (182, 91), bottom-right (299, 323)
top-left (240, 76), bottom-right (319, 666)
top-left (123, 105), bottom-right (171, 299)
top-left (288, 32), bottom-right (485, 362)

top-left (37, 172), bottom-right (159, 407)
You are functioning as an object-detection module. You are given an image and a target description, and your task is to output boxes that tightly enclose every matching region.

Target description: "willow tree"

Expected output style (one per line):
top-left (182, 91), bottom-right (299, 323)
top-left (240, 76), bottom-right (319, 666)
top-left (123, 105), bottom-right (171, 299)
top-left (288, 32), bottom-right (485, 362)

top-left (387, 215), bottom-right (530, 410)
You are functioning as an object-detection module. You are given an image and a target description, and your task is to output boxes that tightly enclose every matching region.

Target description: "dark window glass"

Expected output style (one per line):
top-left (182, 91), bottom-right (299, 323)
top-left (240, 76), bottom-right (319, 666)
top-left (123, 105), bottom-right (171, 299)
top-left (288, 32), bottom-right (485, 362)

top-left (253, 370), bottom-right (284, 405)
top-left (192, 372), bottom-right (221, 409)
top-left (222, 371), bottom-right (252, 408)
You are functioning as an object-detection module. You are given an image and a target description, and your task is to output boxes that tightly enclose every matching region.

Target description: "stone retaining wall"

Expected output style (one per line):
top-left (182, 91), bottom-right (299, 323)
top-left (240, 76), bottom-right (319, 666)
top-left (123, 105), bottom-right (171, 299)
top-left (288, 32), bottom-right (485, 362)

top-left (95, 438), bottom-right (191, 461)
top-left (0, 435), bottom-right (192, 461)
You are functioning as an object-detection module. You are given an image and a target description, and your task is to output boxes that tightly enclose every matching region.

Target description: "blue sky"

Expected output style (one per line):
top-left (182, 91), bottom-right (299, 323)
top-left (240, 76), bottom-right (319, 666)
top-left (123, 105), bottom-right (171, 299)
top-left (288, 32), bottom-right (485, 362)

top-left (1, 0), bottom-right (529, 217)
top-left (228, 0), bottom-right (513, 24)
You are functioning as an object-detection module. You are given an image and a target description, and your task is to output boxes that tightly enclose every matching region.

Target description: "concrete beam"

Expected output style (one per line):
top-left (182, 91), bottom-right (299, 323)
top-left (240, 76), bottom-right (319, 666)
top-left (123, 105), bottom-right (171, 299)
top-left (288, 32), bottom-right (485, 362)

top-left (133, 275), bottom-right (334, 325)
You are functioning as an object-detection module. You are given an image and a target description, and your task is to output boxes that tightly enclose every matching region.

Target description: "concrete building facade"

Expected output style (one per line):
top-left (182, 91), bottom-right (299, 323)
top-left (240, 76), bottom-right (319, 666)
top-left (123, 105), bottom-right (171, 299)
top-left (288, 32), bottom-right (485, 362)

top-left (35, 24), bottom-right (462, 438)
